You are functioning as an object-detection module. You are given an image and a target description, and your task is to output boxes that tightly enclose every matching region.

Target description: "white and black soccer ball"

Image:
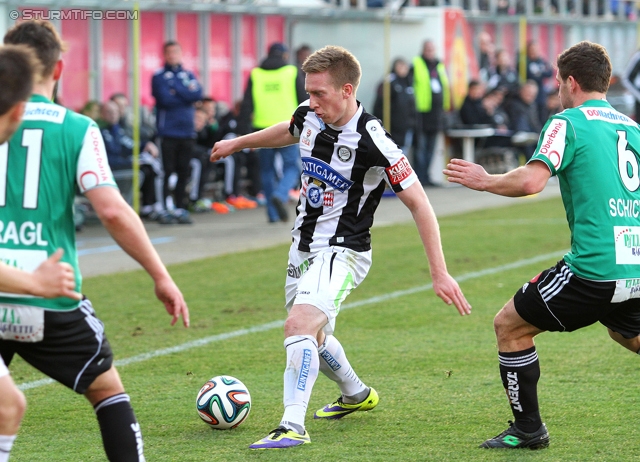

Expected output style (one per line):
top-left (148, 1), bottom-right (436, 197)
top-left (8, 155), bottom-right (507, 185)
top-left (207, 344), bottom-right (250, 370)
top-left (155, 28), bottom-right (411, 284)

top-left (196, 375), bottom-right (251, 429)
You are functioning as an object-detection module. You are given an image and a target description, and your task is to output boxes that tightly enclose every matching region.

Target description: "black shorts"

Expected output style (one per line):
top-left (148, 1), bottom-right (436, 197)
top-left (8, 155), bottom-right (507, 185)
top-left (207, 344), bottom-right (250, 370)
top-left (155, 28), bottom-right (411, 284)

top-left (0, 298), bottom-right (113, 394)
top-left (514, 260), bottom-right (640, 339)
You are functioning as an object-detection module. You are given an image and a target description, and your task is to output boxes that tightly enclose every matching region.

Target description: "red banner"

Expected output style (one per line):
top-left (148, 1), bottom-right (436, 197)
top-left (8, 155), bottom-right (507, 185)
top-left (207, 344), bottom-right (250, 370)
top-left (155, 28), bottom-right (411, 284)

top-left (265, 16), bottom-right (285, 55)
top-left (176, 13), bottom-right (201, 79)
top-left (209, 15), bottom-right (232, 105)
top-left (140, 12), bottom-right (165, 108)
top-left (60, 15), bottom-right (90, 111)
top-left (241, 16), bottom-right (258, 93)
top-left (101, 19), bottom-right (129, 101)
top-left (443, 8), bottom-right (478, 109)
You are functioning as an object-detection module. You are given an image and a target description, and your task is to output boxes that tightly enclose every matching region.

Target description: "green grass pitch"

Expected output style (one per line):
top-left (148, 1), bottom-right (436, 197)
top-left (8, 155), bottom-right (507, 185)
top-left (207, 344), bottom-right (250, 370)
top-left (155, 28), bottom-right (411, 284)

top-left (9, 196), bottom-right (640, 461)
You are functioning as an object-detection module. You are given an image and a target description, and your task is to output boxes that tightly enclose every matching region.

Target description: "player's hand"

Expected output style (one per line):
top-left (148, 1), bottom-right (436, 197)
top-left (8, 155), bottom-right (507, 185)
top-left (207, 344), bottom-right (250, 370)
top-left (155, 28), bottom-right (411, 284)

top-left (32, 249), bottom-right (82, 300)
top-left (210, 139), bottom-right (236, 162)
top-left (154, 276), bottom-right (190, 327)
top-left (432, 272), bottom-right (471, 316)
top-left (443, 158), bottom-right (490, 191)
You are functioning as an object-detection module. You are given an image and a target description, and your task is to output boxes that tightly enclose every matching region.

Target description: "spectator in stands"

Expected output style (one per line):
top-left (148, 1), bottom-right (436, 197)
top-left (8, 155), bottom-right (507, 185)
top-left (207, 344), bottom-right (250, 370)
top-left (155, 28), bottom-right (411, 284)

top-left (217, 100), bottom-right (260, 210)
top-left (99, 101), bottom-right (164, 219)
top-left (296, 44), bottom-right (312, 69)
top-left (239, 42), bottom-right (305, 223)
top-left (459, 79), bottom-right (492, 126)
top-left (79, 100), bottom-right (100, 122)
top-left (486, 49), bottom-right (519, 96)
top-left (505, 80), bottom-right (542, 160)
top-left (520, 41), bottom-right (554, 125)
top-left (411, 39), bottom-right (451, 186)
top-left (373, 57), bottom-right (415, 154)
top-left (477, 31), bottom-right (496, 83)
top-left (461, 84), bottom-right (513, 150)
top-left (109, 92), bottom-right (156, 145)
top-left (539, 88), bottom-right (562, 123)
top-left (622, 48), bottom-right (640, 120)
top-left (151, 41), bottom-right (202, 223)
top-left (198, 97), bottom-right (217, 125)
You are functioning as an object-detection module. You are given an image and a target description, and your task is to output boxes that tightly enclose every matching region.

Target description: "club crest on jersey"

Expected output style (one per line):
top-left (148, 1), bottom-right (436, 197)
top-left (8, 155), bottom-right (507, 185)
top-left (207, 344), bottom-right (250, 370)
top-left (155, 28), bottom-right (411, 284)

top-left (306, 183), bottom-right (324, 208)
top-left (301, 157), bottom-right (354, 193)
top-left (302, 181), bottom-right (334, 208)
top-left (337, 145), bottom-right (352, 162)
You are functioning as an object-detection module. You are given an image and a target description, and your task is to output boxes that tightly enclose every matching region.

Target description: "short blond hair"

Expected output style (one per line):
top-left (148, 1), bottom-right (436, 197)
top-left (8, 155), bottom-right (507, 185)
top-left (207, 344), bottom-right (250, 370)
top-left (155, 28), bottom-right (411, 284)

top-left (302, 45), bottom-right (361, 91)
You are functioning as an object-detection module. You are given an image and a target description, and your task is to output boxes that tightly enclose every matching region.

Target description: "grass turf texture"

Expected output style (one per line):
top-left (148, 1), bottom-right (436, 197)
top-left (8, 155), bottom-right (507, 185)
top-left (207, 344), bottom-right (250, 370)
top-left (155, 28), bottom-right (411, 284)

top-left (9, 196), bottom-right (640, 461)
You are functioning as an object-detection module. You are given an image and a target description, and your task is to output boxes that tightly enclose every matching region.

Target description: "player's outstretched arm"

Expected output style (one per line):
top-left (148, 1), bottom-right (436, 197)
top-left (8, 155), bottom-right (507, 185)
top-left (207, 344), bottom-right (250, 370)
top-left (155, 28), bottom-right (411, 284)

top-left (0, 249), bottom-right (81, 299)
top-left (396, 181), bottom-right (472, 316)
top-left (210, 121), bottom-right (298, 162)
top-left (85, 186), bottom-right (190, 327)
top-left (444, 158), bottom-right (550, 197)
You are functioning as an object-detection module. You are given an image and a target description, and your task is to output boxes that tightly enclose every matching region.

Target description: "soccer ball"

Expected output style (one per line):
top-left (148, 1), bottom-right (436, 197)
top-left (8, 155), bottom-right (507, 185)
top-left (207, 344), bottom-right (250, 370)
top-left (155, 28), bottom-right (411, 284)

top-left (196, 375), bottom-right (251, 429)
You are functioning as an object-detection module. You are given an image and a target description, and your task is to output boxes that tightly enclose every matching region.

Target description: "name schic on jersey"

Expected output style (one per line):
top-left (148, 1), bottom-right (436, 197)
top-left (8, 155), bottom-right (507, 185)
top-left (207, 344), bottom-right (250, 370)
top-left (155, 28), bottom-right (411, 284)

top-left (289, 102), bottom-right (417, 253)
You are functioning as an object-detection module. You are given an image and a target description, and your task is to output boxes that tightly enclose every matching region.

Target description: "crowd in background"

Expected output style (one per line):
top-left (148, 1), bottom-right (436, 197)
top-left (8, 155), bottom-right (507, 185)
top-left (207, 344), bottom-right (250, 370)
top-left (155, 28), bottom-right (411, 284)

top-left (70, 31), bottom-right (639, 224)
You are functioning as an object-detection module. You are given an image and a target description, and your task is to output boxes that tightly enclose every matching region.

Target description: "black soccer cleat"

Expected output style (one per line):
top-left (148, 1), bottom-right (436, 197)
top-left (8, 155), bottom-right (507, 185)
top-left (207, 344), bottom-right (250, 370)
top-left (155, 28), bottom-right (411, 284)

top-left (480, 421), bottom-right (550, 449)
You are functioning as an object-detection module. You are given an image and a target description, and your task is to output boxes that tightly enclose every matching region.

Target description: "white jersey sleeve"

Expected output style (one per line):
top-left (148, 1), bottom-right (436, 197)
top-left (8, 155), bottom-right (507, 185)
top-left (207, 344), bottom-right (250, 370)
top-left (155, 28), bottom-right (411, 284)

top-left (365, 119), bottom-right (418, 192)
top-left (76, 125), bottom-right (117, 193)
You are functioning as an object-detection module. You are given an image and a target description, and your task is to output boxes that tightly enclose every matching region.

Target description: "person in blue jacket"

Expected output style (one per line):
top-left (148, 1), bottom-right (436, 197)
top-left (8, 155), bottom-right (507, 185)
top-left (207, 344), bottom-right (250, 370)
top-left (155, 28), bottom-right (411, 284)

top-left (152, 41), bottom-right (202, 223)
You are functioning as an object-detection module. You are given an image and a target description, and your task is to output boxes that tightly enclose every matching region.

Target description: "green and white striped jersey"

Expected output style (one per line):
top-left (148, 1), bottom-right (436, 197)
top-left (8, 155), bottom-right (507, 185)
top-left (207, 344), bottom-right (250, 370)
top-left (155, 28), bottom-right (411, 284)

top-left (530, 99), bottom-right (640, 283)
top-left (0, 94), bottom-right (117, 310)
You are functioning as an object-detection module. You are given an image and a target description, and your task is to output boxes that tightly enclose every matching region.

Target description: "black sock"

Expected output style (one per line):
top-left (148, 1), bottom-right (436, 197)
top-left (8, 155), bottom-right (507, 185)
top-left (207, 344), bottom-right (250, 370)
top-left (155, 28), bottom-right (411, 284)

top-left (94, 393), bottom-right (145, 462)
top-left (498, 346), bottom-right (542, 433)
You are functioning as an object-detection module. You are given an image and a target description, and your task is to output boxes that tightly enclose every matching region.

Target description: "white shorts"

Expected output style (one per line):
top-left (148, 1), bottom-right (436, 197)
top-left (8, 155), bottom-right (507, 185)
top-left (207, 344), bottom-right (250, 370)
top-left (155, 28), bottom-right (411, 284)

top-left (285, 245), bottom-right (372, 335)
top-left (0, 355), bottom-right (8, 378)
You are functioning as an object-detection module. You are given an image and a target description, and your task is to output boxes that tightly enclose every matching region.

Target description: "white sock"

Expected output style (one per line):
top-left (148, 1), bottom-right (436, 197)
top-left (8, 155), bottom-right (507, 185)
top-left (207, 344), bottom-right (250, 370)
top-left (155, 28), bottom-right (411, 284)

top-left (0, 434), bottom-right (16, 462)
top-left (280, 335), bottom-right (319, 433)
top-left (318, 335), bottom-right (367, 402)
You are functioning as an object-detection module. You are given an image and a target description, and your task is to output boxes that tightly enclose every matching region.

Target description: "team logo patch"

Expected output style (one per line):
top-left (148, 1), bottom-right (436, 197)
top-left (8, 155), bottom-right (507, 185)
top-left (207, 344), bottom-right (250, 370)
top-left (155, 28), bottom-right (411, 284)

top-left (385, 157), bottom-right (413, 185)
top-left (306, 183), bottom-right (324, 208)
top-left (337, 145), bottom-right (352, 162)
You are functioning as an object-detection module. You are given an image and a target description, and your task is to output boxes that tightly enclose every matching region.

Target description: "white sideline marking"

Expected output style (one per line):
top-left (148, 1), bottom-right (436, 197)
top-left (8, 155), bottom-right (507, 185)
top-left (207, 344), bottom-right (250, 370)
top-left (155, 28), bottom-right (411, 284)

top-left (17, 250), bottom-right (563, 391)
top-left (77, 237), bottom-right (175, 256)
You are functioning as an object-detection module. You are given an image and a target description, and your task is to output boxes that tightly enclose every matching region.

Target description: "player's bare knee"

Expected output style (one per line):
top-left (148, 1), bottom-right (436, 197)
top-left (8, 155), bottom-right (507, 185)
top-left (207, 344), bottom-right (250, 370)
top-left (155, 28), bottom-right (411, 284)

top-left (283, 314), bottom-right (307, 337)
top-left (0, 387), bottom-right (26, 429)
top-left (84, 367), bottom-right (125, 406)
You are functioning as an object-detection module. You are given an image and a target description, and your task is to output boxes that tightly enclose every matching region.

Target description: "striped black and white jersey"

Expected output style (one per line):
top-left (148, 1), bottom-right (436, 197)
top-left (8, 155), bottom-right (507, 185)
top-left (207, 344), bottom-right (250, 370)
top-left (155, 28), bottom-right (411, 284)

top-left (288, 101), bottom-right (418, 253)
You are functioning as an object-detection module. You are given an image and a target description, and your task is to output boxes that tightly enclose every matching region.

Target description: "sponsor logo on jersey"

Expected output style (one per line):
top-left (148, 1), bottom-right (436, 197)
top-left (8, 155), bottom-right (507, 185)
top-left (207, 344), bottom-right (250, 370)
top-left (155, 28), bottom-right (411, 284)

top-left (301, 157), bottom-right (354, 192)
top-left (385, 157), bottom-right (413, 185)
top-left (297, 349), bottom-right (312, 391)
top-left (23, 103), bottom-right (66, 124)
top-left (581, 107), bottom-right (637, 126)
top-left (614, 226), bottom-right (640, 264)
top-left (506, 372), bottom-right (523, 412)
top-left (337, 145), bottom-right (353, 162)
top-left (537, 120), bottom-right (567, 169)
